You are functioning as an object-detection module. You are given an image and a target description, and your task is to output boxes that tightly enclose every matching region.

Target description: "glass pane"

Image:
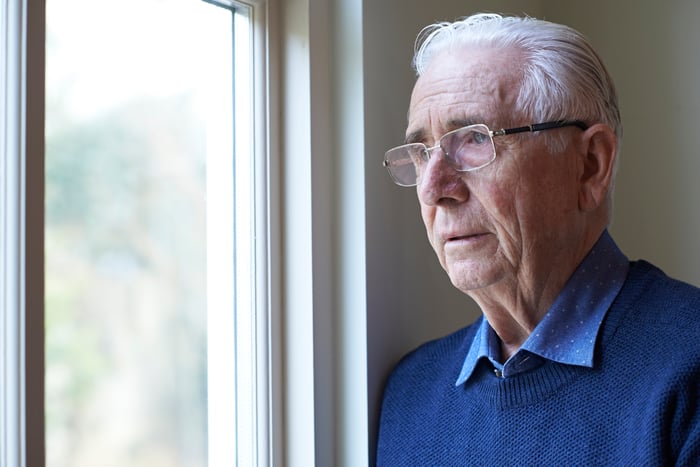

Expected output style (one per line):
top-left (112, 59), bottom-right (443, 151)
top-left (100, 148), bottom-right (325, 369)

top-left (45, 1), bottom-right (246, 465)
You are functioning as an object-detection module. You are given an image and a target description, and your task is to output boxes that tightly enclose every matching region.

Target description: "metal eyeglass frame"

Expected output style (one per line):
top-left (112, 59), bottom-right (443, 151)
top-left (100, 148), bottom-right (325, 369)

top-left (383, 120), bottom-right (588, 187)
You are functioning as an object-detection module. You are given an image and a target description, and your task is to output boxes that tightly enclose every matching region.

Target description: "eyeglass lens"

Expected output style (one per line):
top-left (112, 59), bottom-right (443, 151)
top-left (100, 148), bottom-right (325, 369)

top-left (384, 124), bottom-right (495, 186)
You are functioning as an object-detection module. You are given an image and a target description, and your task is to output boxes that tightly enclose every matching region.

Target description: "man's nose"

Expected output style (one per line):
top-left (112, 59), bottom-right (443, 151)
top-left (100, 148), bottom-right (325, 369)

top-left (417, 146), bottom-right (470, 205)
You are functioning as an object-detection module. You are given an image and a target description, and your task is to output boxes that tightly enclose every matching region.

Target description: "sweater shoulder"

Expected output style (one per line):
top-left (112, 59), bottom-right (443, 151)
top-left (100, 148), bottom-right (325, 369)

top-left (628, 259), bottom-right (700, 295)
top-left (622, 260), bottom-right (700, 325)
top-left (386, 320), bottom-right (480, 387)
top-left (606, 260), bottom-right (700, 361)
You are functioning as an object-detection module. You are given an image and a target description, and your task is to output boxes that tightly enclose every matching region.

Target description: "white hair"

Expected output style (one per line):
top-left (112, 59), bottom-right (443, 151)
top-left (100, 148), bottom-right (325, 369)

top-left (413, 13), bottom-right (622, 152)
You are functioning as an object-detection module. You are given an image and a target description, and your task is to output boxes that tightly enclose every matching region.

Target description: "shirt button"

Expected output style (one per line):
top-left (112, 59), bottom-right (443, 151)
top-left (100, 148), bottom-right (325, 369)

top-left (494, 369), bottom-right (503, 378)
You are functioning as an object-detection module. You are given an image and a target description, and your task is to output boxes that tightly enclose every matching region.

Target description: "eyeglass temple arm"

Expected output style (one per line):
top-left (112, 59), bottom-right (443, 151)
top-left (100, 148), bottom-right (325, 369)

top-left (493, 120), bottom-right (588, 136)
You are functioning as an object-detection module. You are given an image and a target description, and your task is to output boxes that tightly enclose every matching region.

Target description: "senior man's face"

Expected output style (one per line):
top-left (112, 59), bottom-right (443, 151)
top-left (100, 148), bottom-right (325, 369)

top-left (408, 47), bottom-right (583, 294)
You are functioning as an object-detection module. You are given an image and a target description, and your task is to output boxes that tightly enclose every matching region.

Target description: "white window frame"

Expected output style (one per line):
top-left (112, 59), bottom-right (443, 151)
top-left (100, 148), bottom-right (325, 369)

top-left (273, 0), bottom-right (368, 465)
top-left (234, 0), bottom-right (275, 465)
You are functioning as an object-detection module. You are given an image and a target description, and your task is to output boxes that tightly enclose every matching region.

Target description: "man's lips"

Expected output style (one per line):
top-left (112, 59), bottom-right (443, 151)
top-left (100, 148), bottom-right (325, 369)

top-left (444, 232), bottom-right (489, 243)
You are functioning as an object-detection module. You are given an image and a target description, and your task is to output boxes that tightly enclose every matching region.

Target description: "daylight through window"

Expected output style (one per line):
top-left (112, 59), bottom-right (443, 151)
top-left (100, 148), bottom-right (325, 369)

top-left (45, 1), bottom-right (257, 465)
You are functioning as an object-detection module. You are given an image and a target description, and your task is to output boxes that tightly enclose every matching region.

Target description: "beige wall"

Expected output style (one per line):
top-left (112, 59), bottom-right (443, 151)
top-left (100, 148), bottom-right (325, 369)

top-left (544, 1), bottom-right (700, 285)
top-left (364, 0), bottom-right (700, 459)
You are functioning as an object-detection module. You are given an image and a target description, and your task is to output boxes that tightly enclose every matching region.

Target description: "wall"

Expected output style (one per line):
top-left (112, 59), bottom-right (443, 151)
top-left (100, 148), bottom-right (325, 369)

top-left (364, 0), bottom-right (700, 461)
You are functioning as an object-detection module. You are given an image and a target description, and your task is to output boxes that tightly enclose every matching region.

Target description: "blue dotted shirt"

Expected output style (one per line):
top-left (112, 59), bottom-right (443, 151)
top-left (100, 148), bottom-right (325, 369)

top-left (456, 230), bottom-right (629, 383)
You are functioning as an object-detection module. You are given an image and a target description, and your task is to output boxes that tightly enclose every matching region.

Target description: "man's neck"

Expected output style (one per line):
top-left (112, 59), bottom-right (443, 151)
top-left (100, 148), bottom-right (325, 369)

top-left (467, 228), bottom-right (605, 360)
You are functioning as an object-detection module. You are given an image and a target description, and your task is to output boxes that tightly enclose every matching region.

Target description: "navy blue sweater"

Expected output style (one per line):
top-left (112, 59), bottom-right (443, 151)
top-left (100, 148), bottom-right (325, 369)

top-left (377, 261), bottom-right (700, 465)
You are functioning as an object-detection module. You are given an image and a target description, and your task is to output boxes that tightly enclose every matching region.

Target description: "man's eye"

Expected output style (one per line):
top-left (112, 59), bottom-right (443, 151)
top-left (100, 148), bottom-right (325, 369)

top-left (466, 130), bottom-right (489, 145)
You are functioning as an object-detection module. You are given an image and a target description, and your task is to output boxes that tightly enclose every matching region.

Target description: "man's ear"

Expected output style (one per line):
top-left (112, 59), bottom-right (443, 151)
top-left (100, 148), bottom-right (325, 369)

top-left (578, 123), bottom-right (617, 212)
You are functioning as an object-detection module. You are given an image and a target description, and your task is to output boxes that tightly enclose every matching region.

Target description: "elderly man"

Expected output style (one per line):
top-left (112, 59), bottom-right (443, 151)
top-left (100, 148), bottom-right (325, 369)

top-left (377, 13), bottom-right (700, 465)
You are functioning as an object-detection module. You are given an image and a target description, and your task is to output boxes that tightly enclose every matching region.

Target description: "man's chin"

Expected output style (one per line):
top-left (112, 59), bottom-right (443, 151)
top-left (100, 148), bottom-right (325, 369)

top-left (446, 259), bottom-right (501, 293)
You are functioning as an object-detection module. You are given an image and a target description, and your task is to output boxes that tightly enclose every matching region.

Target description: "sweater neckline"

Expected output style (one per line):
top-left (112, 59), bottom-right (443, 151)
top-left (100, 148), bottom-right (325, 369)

top-left (466, 359), bottom-right (586, 409)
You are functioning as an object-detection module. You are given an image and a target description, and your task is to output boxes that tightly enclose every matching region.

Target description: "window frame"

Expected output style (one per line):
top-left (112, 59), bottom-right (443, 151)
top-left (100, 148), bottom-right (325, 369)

top-left (235, 0), bottom-right (275, 464)
top-left (273, 0), bottom-right (368, 465)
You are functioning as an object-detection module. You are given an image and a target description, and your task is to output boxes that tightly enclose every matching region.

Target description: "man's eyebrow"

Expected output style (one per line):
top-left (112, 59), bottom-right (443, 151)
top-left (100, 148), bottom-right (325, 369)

top-left (404, 129), bottom-right (425, 145)
top-left (404, 117), bottom-right (487, 144)
top-left (447, 117), bottom-right (484, 129)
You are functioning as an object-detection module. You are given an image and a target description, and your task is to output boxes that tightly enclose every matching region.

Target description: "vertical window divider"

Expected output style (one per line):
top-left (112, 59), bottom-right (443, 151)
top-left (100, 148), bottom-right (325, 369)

top-left (1, 1), bottom-right (45, 467)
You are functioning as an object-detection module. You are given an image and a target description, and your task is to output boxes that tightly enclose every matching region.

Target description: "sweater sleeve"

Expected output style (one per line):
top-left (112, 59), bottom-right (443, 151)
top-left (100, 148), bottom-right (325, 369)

top-left (674, 369), bottom-right (700, 466)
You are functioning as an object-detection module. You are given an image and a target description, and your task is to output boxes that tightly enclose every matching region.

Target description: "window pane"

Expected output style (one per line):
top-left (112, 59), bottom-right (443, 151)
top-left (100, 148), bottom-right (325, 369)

top-left (45, 1), bottom-right (247, 465)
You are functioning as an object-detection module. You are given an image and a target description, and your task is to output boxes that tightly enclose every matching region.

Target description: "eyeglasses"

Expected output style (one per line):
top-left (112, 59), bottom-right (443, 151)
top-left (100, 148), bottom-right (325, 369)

top-left (383, 120), bottom-right (588, 187)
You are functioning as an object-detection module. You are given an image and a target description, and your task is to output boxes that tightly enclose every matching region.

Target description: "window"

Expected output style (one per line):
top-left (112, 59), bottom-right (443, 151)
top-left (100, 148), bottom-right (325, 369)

top-left (42, 0), bottom-right (264, 465)
top-left (4, 0), bottom-right (372, 465)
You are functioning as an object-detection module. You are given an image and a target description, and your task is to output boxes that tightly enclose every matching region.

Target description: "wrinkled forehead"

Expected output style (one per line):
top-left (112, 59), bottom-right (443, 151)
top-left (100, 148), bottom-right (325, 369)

top-left (407, 46), bottom-right (524, 140)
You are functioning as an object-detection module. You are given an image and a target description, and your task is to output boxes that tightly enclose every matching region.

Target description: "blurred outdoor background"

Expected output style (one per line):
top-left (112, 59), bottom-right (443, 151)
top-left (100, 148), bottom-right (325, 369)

top-left (45, 1), bottom-right (237, 465)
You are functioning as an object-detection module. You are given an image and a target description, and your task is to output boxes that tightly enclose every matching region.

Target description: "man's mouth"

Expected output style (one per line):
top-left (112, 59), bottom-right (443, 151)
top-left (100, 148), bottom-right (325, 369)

top-left (446, 232), bottom-right (488, 243)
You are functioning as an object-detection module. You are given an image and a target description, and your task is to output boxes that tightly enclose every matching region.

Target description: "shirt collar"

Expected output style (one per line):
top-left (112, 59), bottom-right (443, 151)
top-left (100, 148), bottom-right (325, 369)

top-left (456, 230), bottom-right (629, 385)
